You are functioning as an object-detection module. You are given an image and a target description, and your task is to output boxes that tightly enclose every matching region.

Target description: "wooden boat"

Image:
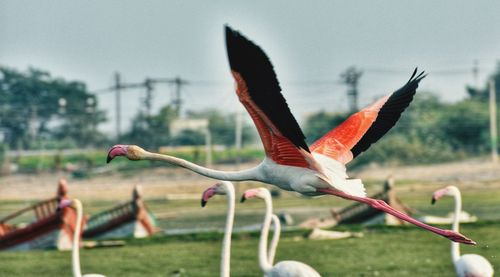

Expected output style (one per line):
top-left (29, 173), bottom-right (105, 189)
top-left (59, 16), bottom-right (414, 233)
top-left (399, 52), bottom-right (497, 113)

top-left (0, 179), bottom-right (83, 251)
top-left (83, 185), bottom-right (159, 239)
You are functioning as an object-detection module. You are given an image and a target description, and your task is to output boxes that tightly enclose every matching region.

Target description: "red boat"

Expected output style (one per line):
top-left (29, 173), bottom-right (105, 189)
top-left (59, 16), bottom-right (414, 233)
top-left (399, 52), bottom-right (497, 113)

top-left (83, 185), bottom-right (159, 239)
top-left (331, 177), bottom-right (414, 225)
top-left (0, 179), bottom-right (83, 251)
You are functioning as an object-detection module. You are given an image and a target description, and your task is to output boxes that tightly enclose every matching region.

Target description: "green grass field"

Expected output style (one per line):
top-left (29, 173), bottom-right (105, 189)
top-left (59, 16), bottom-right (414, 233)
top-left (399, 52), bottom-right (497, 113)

top-left (1, 180), bottom-right (499, 276)
top-left (0, 223), bottom-right (498, 276)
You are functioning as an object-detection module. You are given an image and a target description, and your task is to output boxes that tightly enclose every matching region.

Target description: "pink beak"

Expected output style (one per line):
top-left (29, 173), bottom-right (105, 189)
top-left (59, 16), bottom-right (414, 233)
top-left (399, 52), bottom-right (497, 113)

top-left (431, 187), bottom-right (449, 204)
top-left (57, 199), bottom-right (72, 212)
top-left (240, 189), bottom-right (259, 203)
top-left (201, 186), bottom-right (217, 207)
top-left (107, 145), bottom-right (128, 163)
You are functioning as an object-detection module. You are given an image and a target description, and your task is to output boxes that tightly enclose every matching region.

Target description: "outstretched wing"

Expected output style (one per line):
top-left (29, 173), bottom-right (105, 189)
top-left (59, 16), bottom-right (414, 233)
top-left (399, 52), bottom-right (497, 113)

top-left (225, 26), bottom-right (315, 169)
top-left (310, 69), bottom-right (426, 164)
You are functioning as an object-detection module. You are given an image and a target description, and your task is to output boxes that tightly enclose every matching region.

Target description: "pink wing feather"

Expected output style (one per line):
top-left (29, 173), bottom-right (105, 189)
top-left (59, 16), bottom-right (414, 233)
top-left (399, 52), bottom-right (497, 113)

top-left (311, 69), bottom-right (425, 164)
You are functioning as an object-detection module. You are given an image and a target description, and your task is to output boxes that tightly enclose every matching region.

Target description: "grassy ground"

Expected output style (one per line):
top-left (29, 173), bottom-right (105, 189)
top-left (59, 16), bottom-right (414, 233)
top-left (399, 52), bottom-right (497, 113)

top-left (1, 167), bottom-right (500, 276)
top-left (0, 222), bottom-right (498, 276)
top-left (3, 180), bottom-right (500, 230)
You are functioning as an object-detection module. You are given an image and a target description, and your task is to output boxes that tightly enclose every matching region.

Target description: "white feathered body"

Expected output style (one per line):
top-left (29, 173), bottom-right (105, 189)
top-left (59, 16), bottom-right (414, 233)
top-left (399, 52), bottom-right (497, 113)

top-left (266, 261), bottom-right (321, 277)
top-left (256, 155), bottom-right (366, 197)
top-left (454, 254), bottom-right (494, 277)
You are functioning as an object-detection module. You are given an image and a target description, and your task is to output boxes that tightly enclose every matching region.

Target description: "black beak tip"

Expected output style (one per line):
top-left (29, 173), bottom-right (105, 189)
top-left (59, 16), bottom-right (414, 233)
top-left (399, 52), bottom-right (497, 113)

top-left (201, 200), bottom-right (207, 207)
top-left (431, 198), bottom-right (436, 205)
top-left (240, 195), bottom-right (246, 203)
top-left (106, 155), bottom-right (113, 164)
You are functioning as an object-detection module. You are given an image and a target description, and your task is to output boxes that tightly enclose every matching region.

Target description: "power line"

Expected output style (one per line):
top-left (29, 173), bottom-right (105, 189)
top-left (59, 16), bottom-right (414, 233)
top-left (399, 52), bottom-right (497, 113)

top-left (90, 73), bottom-right (189, 138)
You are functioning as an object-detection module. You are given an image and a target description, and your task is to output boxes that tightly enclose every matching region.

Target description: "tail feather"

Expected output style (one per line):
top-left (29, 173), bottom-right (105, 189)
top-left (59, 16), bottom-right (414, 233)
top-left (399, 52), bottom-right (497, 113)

top-left (312, 153), bottom-right (366, 197)
top-left (344, 179), bottom-right (366, 197)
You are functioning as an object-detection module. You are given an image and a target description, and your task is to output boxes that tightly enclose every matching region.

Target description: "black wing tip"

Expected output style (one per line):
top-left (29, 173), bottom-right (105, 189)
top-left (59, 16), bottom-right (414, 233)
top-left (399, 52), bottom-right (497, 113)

top-left (350, 67), bottom-right (426, 158)
top-left (225, 25), bottom-right (252, 71)
top-left (224, 24), bottom-right (234, 33)
top-left (408, 67), bottom-right (427, 84)
top-left (225, 25), bottom-right (238, 41)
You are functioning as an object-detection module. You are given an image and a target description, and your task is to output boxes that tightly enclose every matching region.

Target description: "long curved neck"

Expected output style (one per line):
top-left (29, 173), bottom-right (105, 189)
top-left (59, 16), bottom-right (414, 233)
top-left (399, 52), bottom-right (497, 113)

top-left (268, 214), bottom-right (281, 266)
top-left (144, 152), bottom-right (261, 181)
top-left (221, 184), bottom-right (235, 277)
top-left (451, 190), bottom-right (462, 263)
top-left (258, 195), bottom-right (273, 273)
top-left (72, 200), bottom-right (83, 277)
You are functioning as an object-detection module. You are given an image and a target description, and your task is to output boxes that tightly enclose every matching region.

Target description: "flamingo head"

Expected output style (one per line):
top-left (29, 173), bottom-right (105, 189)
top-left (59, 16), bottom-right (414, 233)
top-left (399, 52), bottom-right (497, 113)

top-left (431, 185), bottom-right (460, 204)
top-left (240, 187), bottom-right (270, 203)
top-left (201, 181), bottom-right (233, 207)
top-left (106, 144), bottom-right (145, 163)
top-left (57, 198), bottom-right (81, 212)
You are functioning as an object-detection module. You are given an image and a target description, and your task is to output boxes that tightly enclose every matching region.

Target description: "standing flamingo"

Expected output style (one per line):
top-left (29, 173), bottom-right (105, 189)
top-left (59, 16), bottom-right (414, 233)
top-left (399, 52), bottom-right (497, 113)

top-left (107, 25), bottom-right (474, 245)
top-left (201, 181), bottom-right (235, 277)
top-left (241, 187), bottom-right (321, 277)
top-left (200, 181), bottom-right (282, 276)
top-left (431, 186), bottom-right (494, 277)
top-left (59, 199), bottom-right (106, 277)
top-left (268, 214), bottom-right (282, 266)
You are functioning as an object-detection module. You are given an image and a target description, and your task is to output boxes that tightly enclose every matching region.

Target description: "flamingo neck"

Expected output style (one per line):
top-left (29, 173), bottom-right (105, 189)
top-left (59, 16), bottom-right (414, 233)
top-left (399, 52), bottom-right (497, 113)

top-left (258, 194), bottom-right (273, 273)
top-left (143, 152), bottom-right (261, 181)
top-left (72, 200), bottom-right (83, 277)
top-left (451, 189), bottom-right (462, 263)
top-left (267, 214), bottom-right (281, 265)
top-left (221, 183), bottom-right (235, 277)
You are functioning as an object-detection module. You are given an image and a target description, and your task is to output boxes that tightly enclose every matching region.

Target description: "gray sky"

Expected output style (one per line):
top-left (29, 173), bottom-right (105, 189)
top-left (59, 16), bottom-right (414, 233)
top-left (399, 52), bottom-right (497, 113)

top-left (1, 0), bottom-right (499, 134)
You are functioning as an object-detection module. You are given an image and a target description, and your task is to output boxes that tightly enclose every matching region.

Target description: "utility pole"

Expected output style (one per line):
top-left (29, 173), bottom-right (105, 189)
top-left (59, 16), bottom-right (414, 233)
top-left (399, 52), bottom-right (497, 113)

top-left (143, 77), bottom-right (188, 117)
top-left (472, 60), bottom-right (479, 90)
top-left (109, 72), bottom-right (146, 139)
top-left (144, 78), bottom-right (153, 116)
top-left (341, 67), bottom-right (363, 112)
top-left (114, 72), bottom-right (122, 140)
top-left (172, 77), bottom-right (188, 117)
top-left (489, 79), bottom-right (498, 163)
top-left (96, 74), bottom-right (188, 138)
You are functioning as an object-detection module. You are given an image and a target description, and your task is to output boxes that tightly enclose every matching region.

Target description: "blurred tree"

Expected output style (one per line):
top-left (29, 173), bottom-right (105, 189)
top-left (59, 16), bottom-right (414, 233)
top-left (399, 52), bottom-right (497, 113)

top-left (123, 105), bottom-right (177, 149)
top-left (466, 62), bottom-right (500, 102)
top-left (124, 107), bottom-right (255, 148)
top-left (171, 129), bottom-right (205, 146)
top-left (0, 66), bottom-right (107, 149)
top-left (0, 143), bottom-right (6, 172)
top-left (303, 92), bottom-right (493, 168)
top-left (436, 100), bottom-right (490, 152)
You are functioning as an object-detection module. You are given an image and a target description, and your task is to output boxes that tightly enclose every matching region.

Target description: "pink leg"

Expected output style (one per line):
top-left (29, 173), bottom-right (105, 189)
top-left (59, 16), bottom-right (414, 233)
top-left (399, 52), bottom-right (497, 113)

top-left (317, 188), bottom-right (476, 245)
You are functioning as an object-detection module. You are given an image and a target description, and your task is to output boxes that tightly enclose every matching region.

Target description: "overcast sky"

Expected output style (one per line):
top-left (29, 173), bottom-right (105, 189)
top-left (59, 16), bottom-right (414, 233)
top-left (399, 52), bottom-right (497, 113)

top-left (1, 0), bottom-right (499, 134)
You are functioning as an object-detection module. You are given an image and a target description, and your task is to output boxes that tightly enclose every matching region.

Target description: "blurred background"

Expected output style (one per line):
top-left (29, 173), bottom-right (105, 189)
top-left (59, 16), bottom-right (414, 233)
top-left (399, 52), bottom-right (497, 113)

top-left (0, 1), bottom-right (499, 276)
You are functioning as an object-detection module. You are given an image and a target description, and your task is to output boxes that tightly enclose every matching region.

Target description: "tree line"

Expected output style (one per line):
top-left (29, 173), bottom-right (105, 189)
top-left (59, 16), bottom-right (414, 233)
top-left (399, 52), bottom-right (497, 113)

top-left (0, 66), bottom-right (255, 152)
top-left (305, 63), bottom-right (500, 168)
top-left (1, 63), bottom-right (499, 168)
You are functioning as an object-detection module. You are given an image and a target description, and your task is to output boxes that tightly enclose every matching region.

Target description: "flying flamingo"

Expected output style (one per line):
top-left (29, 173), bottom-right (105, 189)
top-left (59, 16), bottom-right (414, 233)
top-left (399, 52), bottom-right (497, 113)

top-left (432, 186), bottom-right (494, 277)
top-left (241, 187), bottom-right (321, 277)
top-left (107, 25), bottom-right (474, 245)
top-left (59, 199), bottom-right (106, 277)
top-left (200, 181), bottom-right (282, 276)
